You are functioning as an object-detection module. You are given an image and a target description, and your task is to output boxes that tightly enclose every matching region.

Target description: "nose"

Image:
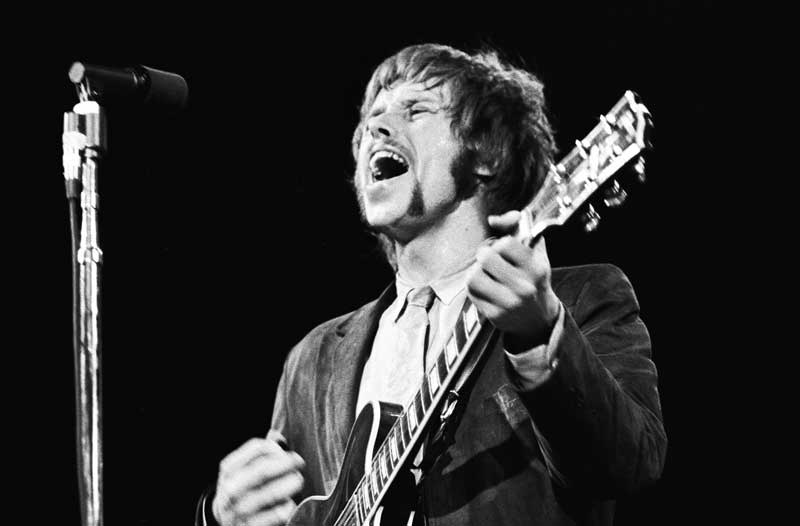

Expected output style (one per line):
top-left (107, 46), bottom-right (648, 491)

top-left (366, 112), bottom-right (394, 140)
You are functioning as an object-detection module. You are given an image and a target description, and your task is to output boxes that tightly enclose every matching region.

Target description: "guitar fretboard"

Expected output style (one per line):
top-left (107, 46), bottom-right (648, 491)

top-left (335, 298), bottom-right (488, 526)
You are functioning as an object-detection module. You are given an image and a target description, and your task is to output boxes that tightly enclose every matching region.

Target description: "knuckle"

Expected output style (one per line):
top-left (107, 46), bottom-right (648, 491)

top-left (466, 268), bottom-right (481, 287)
top-left (277, 501), bottom-right (295, 521)
top-left (510, 296), bottom-right (525, 311)
top-left (495, 237), bottom-right (514, 251)
top-left (291, 451), bottom-right (306, 469)
top-left (290, 471), bottom-right (305, 493)
top-left (519, 282), bottom-right (537, 299)
top-left (243, 437), bottom-right (263, 450)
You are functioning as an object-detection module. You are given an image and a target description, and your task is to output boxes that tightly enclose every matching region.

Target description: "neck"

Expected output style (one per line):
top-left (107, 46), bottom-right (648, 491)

top-left (393, 198), bottom-right (488, 285)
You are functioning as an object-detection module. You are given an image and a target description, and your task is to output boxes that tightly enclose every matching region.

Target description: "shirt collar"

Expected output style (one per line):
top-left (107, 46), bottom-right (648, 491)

top-left (394, 258), bottom-right (473, 308)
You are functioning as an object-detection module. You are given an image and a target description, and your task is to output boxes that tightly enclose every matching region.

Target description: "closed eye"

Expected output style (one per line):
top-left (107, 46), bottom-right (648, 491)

top-left (406, 104), bottom-right (436, 118)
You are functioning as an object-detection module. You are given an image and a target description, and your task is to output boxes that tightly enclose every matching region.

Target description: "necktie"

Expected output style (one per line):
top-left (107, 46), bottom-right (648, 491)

top-left (387, 286), bottom-right (437, 406)
top-left (398, 286), bottom-right (437, 358)
top-left (397, 286), bottom-right (437, 480)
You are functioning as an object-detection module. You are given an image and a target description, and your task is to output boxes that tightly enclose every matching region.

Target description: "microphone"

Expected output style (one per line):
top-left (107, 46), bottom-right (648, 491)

top-left (69, 62), bottom-right (188, 111)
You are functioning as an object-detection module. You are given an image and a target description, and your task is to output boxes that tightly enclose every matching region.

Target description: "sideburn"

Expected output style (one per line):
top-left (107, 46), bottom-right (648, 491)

top-left (407, 181), bottom-right (425, 217)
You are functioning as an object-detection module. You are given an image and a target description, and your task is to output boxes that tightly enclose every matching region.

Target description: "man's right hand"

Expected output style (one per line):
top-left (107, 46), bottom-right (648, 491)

top-left (212, 436), bottom-right (305, 526)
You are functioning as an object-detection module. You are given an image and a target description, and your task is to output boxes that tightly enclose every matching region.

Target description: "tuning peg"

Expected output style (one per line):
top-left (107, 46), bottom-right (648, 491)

top-left (643, 114), bottom-right (654, 151)
top-left (603, 180), bottom-right (628, 208)
top-left (633, 156), bottom-right (646, 183)
top-left (581, 205), bottom-right (601, 232)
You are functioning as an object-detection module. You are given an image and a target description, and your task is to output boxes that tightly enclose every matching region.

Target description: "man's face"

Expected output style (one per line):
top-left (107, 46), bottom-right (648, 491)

top-left (354, 80), bottom-right (464, 242)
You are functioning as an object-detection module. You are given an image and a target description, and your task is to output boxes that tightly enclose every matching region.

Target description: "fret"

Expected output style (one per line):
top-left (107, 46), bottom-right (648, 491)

top-left (463, 302), bottom-right (479, 335)
top-left (379, 450), bottom-right (388, 480)
top-left (400, 411), bottom-right (410, 443)
top-left (370, 469), bottom-right (380, 497)
top-left (365, 482), bottom-right (374, 516)
top-left (445, 336), bottom-right (458, 366)
top-left (420, 376), bottom-right (431, 410)
top-left (357, 486), bottom-right (366, 523)
top-left (427, 364), bottom-right (440, 397)
top-left (414, 395), bottom-right (424, 429)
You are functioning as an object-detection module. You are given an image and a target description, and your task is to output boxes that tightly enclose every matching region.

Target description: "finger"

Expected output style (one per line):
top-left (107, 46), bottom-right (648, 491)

top-left (469, 294), bottom-right (503, 324)
top-left (246, 499), bottom-right (297, 526)
top-left (235, 471), bottom-right (305, 516)
top-left (266, 430), bottom-right (289, 450)
top-left (467, 264), bottom-right (516, 309)
top-left (220, 438), bottom-right (283, 476)
top-left (226, 452), bottom-right (305, 498)
top-left (529, 235), bottom-right (551, 265)
top-left (475, 245), bottom-right (533, 294)
top-left (487, 210), bottom-right (521, 234)
top-left (489, 236), bottom-right (536, 269)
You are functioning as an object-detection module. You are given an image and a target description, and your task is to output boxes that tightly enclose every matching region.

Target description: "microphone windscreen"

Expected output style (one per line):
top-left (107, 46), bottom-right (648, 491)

top-left (141, 65), bottom-right (189, 112)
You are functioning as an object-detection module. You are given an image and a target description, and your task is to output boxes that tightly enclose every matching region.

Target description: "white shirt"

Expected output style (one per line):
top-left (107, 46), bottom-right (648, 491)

top-left (356, 265), bottom-right (565, 416)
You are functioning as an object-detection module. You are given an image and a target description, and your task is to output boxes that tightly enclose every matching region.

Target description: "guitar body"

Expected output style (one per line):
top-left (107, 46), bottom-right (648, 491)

top-left (288, 400), bottom-right (417, 526)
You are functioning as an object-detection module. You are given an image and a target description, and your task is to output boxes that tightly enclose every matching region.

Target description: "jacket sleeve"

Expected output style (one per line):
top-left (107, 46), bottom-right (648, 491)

top-left (193, 345), bottom-right (301, 526)
top-left (515, 264), bottom-right (667, 497)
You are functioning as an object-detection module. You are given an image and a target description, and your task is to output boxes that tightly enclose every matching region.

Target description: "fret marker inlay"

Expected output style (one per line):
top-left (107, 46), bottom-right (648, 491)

top-left (428, 368), bottom-right (440, 396)
top-left (446, 337), bottom-right (458, 365)
top-left (464, 303), bottom-right (479, 334)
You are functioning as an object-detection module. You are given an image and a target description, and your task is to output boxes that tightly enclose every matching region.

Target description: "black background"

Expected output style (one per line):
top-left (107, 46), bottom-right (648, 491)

top-left (13, 2), bottom-right (735, 524)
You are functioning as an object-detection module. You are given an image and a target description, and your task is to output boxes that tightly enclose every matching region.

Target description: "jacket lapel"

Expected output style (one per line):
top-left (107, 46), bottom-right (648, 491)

top-left (327, 285), bottom-right (397, 464)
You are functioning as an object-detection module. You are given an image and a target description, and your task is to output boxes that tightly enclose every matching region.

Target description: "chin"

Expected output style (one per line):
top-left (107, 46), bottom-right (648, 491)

top-left (364, 210), bottom-right (397, 231)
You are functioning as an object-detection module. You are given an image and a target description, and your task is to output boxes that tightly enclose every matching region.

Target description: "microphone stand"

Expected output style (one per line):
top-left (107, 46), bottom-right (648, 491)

top-left (64, 78), bottom-right (107, 526)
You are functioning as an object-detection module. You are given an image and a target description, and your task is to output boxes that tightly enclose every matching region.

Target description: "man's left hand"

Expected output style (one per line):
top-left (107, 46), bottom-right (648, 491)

top-left (467, 210), bottom-right (561, 353)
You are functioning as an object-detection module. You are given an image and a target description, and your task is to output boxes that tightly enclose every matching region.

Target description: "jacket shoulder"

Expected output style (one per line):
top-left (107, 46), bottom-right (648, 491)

top-left (552, 263), bottom-right (643, 334)
top-left (552, 263), bottom-right (634, 301)
top-left (281, 297), bottom-right (379, 377)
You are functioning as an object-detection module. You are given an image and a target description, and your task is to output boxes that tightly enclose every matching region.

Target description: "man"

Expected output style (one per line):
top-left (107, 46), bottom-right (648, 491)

top-left (199, 43), bottom-right (666, 526)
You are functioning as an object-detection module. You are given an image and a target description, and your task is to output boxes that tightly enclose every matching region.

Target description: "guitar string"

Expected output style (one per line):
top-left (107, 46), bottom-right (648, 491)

top-left (334, 314), bottom-right (466, 525)
top-left (335, 496), bottom-right (357, 526)
top-left (338, 503), bottom-right (356, 526)
top-left (345, 308), bottom-right (481, 524)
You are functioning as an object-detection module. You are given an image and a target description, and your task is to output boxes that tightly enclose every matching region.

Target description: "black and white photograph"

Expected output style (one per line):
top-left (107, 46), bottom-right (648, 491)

top-left (12, 2), bottom-right (737, 524)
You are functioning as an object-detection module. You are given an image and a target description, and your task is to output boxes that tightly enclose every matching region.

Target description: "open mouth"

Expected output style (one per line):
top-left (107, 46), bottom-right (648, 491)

top-left (369, 150), bottom-right (409, 182)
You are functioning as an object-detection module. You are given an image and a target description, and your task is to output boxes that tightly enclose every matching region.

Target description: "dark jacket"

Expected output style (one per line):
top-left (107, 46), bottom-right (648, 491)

top-left (271, 264), bottom-right (667, 525)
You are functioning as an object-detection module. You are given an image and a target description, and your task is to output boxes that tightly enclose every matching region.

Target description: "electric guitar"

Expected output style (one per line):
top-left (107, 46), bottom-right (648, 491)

top-left (287, 91), bottom-right (653, 526)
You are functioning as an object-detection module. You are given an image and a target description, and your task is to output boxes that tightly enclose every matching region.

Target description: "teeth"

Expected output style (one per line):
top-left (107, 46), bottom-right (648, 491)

top-left (369, 150), bottom-right (409, 175)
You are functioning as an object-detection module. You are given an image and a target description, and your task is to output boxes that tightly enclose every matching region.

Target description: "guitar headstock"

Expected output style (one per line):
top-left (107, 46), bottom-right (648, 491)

top-left (518, 91), bottom-right (652, 242)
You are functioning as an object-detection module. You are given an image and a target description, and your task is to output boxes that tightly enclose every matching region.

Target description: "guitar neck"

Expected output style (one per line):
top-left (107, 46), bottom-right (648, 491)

top-left (338, 298), bottom-right (495, 525)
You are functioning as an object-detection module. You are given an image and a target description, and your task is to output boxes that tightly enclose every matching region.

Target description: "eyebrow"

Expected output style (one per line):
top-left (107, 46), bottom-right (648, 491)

top-left (402, 96), bottom-right (439, 106)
